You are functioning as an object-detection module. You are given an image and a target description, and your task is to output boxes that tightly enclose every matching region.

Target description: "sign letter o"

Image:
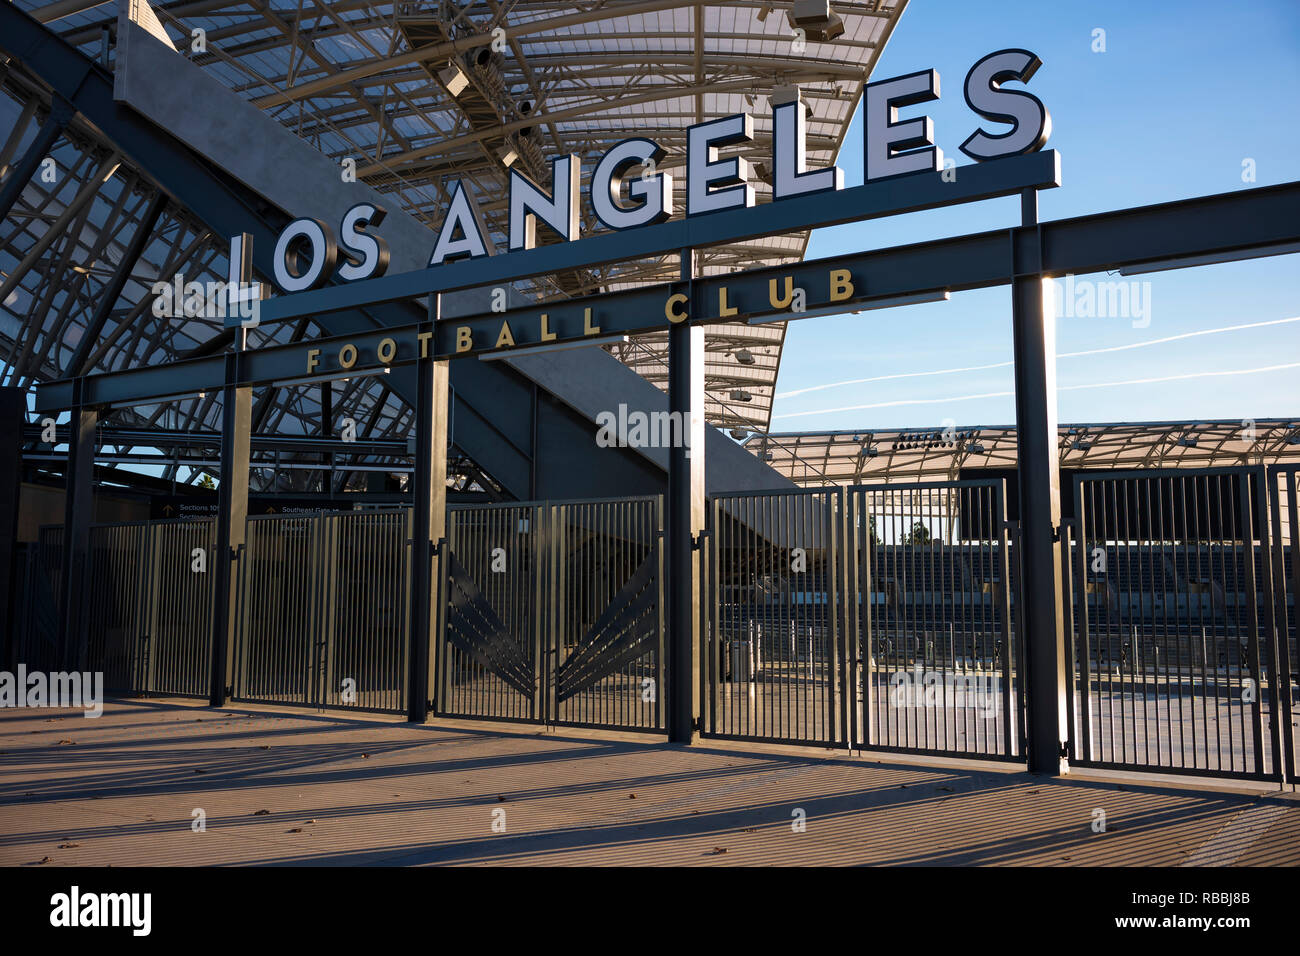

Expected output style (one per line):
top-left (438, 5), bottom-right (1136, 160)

top-left (377, 337), bottom-right (397, 364)
top-left (273, 218), bottom-right (339, 293)
top-left (338, 343), bottom-right (358, 369)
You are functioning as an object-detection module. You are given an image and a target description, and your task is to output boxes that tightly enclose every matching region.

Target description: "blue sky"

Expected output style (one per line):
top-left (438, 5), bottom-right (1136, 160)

top-left (773, 0), bottom-right (1300, 433)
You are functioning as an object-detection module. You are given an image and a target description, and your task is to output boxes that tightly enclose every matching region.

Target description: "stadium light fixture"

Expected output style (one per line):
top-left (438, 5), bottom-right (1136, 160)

top-left (789, 0), bottom-right (846, 42)
top-left (437, 62), bottom-right (469, 98)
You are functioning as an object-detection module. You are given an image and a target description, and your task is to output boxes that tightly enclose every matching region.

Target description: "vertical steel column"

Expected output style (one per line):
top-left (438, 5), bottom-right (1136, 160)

top-left (1011, 188), bottom-right (1069, 774)
top-left (59, 386), bottom-right (98, 669)
top-left (209, 232), bottom-right (259, 704)
top-left (667, 249), bottom-right (705, 743)
top-left (320, 381), bottom-right (333, 494)
top-left (0, 96), bottom-right (74, 222)
top-left (209, 334), bottom-right (251, 706)
top-left (408, 295), bottom-right (449, 723)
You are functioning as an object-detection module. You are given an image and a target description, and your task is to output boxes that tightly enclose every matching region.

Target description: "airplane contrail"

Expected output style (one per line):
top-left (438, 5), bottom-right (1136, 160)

top-left (774, 315), bottom-right (1300, 400)
top-left (773, 362), bottom-right (1300, 420)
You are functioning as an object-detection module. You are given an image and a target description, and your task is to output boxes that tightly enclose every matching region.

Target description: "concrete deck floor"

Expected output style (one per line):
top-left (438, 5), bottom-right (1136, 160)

top-left (1, 698), bottom-right (1296, 867)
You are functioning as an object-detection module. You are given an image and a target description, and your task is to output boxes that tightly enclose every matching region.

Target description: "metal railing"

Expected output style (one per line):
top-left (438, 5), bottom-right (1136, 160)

top-left (234, 509), bottom-right (409, 714)
top-left (700, 480), bottom-right (1021, 758)
top-left (70, 519), bottom-right (213, 698)
top-left (12, 525), bottom-right (64, 672)
top-left (1067, 468), bottom-right (1283, 780)
top-left (1268, 464), bottom-right (1299, 782)
top-left (848, 480), bottom-right (1020, 759)
top-left (15, 470), bottom-right (1294, 783)
top-left (438, 496), bottom-right (664, 732)
top-left (703, 488), bottom-right (843, 745)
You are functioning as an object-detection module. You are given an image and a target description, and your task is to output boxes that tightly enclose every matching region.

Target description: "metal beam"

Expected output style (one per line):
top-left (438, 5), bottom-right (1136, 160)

top-left (247, 0), bottom-right (708, 109)
top-left (0, 147), bottom-right (121, 326)
top-left (58, 393), bottom-right (97, 669)
top-left (209, 338), bottom-right (250, 706)
top-left (667, 250), bottom-right (704, 743)
top-left (408, 295), bottom-right (447, 722)
top-left (259, 151), bottom-right (1062, 324)
top-left (1012, 189), bottom-right (1068, 774)
top-left (0, 5), bottom-right (552, 500)
top-left (32, 0), bottom-right (113, 24)
top-left (37, 176), bottom-right (1300, 413)
top-left (26, 422), bottom-right (410, 455)
top-left (64, 189), bottom-right (168, 376)
top-left (0, 94), bottom-right (73, 222)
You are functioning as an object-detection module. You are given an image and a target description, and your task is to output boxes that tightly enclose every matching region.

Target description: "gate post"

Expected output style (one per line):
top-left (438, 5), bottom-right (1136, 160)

top-left (408, 294), bottom-right (449, 723)
top-left (59, 386), bottom-right (98, 671)
top-left (667, 249), bottom-right (705, 744)
top-left (209, 341), bottom-right (251, 707)
top-left (1011, 189), bottom-right (1069, 774)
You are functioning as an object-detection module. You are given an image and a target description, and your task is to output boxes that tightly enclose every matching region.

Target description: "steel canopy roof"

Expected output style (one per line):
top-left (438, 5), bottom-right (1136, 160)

top-left (10, 0), bottom-right (907, 439)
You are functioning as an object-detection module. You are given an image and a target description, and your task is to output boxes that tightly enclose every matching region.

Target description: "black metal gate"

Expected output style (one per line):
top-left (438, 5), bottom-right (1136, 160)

top-left (701, 481), bottom-right (1022, 757)
top-left (18, 519), bottom-right (218, 697)
top-left (234, 509), bottom-right (409, 713)
top-left (1268, 464), bottom-right (1299, 782)
top-left (1066, 467), bottom-right (1285, 780)
top-left (702, 488), bottom-right (844, 745)
top-left (82, 518), bottom-right (215, 698)
top-left (13, 526), bottom-right (64, 673)
top-left (437, 496), bottom-right (664, 732)
top-left (848, 480), bottom-right (1021, 759)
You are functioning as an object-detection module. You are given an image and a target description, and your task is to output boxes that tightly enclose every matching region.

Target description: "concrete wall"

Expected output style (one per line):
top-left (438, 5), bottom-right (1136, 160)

top-left (15, 483), bottom-right (149, 542)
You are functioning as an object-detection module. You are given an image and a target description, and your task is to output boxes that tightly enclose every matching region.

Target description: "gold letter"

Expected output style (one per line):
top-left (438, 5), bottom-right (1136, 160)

top-left (584, 307), bottom-right (601, 336)
top-left (418, 330), bottom-right (433, 358)
top-left (665, 293), bottom-right (689, 324)
top-left (769, 276), bottom-right (794, 310)
top-left (718, 287), bottom-right (737, 318)
top-left (338, 343), bottom-right (357, 369)
top-left (495, 320), bottom-right (515, 349)
top-left (306, 347), bottom-right (321, 374)
top-left (540, 313), bottom-right (556, 341)
top-left (829, 268), bottom-right (854, 302)
top-left (456, 326), bottom-right (473, 353)
top-left (377, 337), bottom-right (397, 364)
